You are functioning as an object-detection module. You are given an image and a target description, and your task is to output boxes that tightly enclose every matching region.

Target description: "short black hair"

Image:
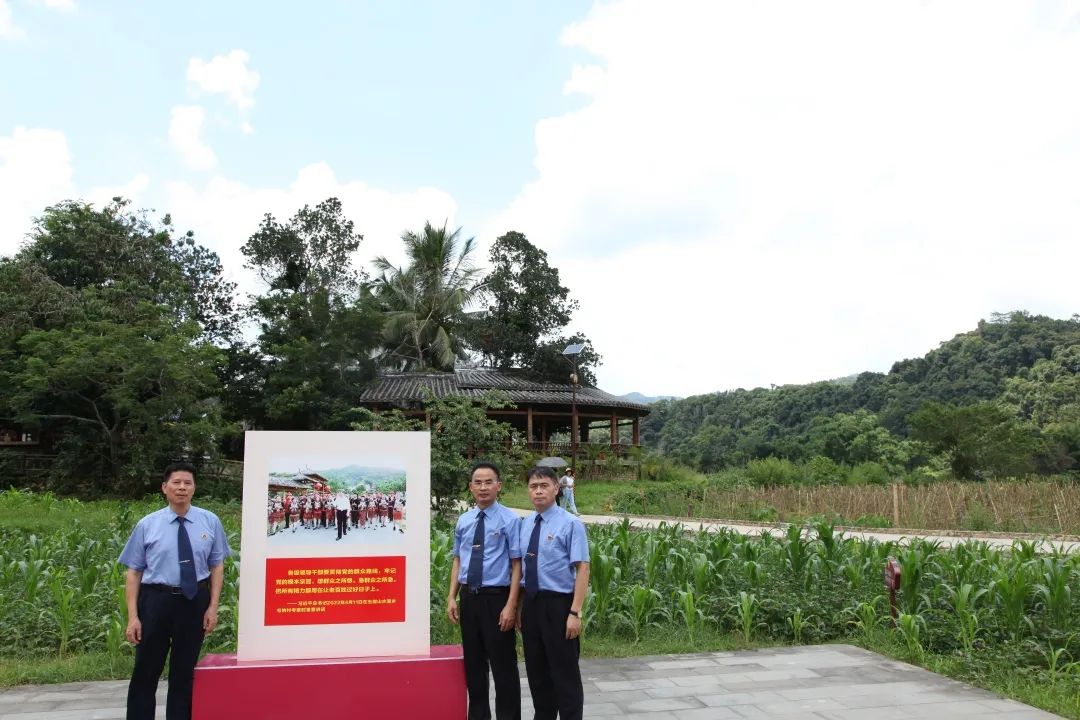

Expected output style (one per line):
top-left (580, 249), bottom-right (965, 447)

top-left (526, 466), bottom-right (558, 484)
top-left (163, 461), bottom-right (197, 483)
top-left (469, 461), bottom-right (501, 483)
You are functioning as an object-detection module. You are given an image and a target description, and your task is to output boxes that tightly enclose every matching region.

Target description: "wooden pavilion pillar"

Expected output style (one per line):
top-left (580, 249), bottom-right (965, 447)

top-left (632, 417), bottom-right (640, 445)
top-left (527, 406), bottom-right (534, 443)
top-left (610, 414), bottom-right (618, 449)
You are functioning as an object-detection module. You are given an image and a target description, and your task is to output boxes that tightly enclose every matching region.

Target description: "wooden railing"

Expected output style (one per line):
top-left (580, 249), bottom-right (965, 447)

top-left (519, 441), bottom-right (641, 457)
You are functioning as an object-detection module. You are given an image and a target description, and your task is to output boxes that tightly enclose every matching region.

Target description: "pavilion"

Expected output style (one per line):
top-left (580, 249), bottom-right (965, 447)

top-left (356, 368), bottom-right (651, 456)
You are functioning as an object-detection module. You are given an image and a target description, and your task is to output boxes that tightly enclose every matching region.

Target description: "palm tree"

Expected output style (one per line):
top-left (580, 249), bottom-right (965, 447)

top-left (373, 222), bottom-right (483, 371)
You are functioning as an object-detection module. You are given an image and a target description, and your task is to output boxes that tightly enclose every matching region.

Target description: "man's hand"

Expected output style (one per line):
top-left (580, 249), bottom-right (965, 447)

top-left (126, 617), bottom-right (142, 645)
top-left (498, 603), bottom-right (516, 632)
top-left (203, 606), bottom-right (219, 634)
top-left (447, 597), bottom-right (459, 624)
top-left (565, 613), bottom-right (582, 640)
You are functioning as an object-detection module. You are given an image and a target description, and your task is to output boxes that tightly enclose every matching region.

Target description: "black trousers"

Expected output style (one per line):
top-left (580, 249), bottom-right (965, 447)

top-left (336, 509), bottom-right (348, 539)
top-left (460, 589), bottom-right (520, 720)
top-left (521, 593), bottom-right (582, 720)
top-left (127, 584), bottom-right (210, 720)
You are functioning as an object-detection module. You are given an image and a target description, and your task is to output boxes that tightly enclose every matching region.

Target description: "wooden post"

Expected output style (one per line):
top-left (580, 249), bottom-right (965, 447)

top-left (891, 483), bottom-right (900, 528)
top-left (632, 417), bottom-right (640, 445)
top-left (610, 414), bottom-right (617, 449)
top-left (527, 406), bottom-right (534, 444)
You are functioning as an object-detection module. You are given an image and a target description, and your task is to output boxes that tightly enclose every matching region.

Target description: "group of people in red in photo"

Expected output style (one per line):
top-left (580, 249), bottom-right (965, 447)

top-left (267, 490), bottom-right (404, 535)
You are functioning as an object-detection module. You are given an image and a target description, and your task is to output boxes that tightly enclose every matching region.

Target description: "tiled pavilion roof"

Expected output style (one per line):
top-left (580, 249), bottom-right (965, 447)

top-left (358, 368), bottom-right (650, 414)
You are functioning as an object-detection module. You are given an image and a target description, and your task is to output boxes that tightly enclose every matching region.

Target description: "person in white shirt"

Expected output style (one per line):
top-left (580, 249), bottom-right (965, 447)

top-left (559, 469), bottom-right (579, 515)
top-left (334, 491), bottom-right (350, 540)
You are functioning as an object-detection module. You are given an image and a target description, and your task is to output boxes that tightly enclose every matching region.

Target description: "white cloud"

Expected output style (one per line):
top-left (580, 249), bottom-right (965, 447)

top-left (168, 105), bottom-right (217, 171)
top-left (32, 0), bottom-right (75, 10)
top-left (2, 0), bottom-right (77, 39)
top-left (165, 162), bottom-right (459, 298)
top-left (187, 50), bottom-right (260, 131)
top-left (0, 126), bottom-right (146, 256)
top-left (0, 0), bottom-right (23, 38)
top-left (0, 127), bottom-right (72, 254)
top-left (86, 173), bottom-right (150, 207)
top-left (491, 1), bottom-right (1080, 397)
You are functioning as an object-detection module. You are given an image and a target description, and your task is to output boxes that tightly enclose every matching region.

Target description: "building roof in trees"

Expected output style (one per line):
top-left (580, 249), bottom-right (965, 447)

top-left (358, 368), bottom-right (651, 415)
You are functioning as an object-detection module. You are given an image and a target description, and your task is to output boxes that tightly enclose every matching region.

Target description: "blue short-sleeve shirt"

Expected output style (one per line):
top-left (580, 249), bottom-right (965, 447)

top-left (453, 501), bottom-right (522, 587)
top-left (518, 504), bottom-right (589, 594)
top-left (118, 505), bottom-right (231, 586)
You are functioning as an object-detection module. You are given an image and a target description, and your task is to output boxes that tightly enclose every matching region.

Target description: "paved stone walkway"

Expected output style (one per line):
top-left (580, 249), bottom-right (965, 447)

top-left (0, 644), bottom-right (1063, 719)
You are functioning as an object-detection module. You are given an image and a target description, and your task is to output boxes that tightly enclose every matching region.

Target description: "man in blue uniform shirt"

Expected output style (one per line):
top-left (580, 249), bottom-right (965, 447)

top-left (448, 461), bottom-right (523, 720)
top-left (516, 466), bottom-right (590, 720)
top-left (119, 462), bottom-right (231, 720)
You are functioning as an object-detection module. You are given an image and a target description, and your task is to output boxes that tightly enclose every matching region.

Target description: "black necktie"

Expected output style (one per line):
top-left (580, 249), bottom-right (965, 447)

top-left (466, 510), bottom-right (485, 590)
top-left (177, 516), bottom-right (198, 600)
top-left (525, 515), bottom-right (542, 598)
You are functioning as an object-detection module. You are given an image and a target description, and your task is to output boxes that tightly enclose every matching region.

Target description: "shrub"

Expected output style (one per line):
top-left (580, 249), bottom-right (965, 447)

top-left (745, 457), bottom-right (800, 487)
top-left (804, 455), bottom-right (846, 485)
top-left (848, 461), bottom-right (890, 486)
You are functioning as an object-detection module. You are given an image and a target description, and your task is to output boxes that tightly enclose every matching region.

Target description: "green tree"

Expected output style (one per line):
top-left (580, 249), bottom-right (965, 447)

top-left (465, 231), bottom-right (579, 368)
top-left (523, 334), bottom-right (603, 387)
top-left (8, 305), bottom-right (223, 495)
top-left (241, 198), bottom-right (381, 430)
top-left (908, 401), bottom-right (1041, 480)
top-left (15, 199), bottom-right (238, 343)
top-left (374, 222), bottom-right (483, 371)
top-left (0, 200), bottom-right (234, 494)
top-left (349, 391), bottom-right (523, 508)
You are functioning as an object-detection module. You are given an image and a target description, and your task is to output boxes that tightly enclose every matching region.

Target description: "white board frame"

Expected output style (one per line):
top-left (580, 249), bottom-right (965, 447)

top-left (236, 430), bottom-right (431, 661)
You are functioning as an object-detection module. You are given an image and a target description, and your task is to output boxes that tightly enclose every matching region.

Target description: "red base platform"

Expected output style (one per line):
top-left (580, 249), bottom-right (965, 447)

top-left (193, 645), bottom-right (465, 720)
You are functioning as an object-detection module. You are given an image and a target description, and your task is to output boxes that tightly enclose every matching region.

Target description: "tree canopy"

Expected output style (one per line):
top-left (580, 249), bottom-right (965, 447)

top-left (374, 222), bottom-right (483, 372)
top-left (642, 312), bottom-right (1080, 477)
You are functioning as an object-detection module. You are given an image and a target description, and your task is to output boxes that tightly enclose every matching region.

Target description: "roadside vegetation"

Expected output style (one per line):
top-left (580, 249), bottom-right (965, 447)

top-left (3, 492), bottom-right (1078, 718)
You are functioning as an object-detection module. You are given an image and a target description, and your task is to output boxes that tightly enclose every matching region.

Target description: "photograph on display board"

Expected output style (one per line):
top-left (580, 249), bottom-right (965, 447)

top-left (266, 463), bottom-right (407, 551)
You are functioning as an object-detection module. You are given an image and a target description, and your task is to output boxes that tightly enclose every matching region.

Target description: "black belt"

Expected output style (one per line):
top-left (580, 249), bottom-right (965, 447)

top-left (461, 584), bottom-right (510, 595)
top-left (143, 579), bottom-right (210, 595)
top-left (530, 590), bottom-right (573, 599)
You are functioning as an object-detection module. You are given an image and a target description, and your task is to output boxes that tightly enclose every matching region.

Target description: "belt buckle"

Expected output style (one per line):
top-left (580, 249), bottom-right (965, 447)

top-left (469, 585), bottom-right (480, 594)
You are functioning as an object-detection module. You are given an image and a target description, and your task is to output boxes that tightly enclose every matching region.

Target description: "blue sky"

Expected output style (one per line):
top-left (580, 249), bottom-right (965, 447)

top-left (4, 1), bottom-right (1080, 398)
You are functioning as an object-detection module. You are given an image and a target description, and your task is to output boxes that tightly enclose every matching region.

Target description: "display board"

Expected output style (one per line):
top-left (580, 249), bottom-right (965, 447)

top-left (236, 431), bottom-right (431, 661)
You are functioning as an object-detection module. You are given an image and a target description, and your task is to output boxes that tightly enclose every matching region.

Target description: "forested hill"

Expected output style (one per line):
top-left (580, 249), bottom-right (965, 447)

top-left (641, 312), bottom-right (1080, 473)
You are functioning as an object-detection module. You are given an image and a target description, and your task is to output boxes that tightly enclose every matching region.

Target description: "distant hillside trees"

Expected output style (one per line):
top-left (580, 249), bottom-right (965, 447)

top-left (643, 312), bottom-right (1080, 480)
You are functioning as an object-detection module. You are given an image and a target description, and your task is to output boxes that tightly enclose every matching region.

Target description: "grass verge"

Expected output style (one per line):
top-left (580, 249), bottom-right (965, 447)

top-left (0, 652), bottom-right (133, 686)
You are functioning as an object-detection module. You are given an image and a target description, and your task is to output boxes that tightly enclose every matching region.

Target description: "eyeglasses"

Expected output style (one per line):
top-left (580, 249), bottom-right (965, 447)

top-left (470, 480), bottom-right (498, 488)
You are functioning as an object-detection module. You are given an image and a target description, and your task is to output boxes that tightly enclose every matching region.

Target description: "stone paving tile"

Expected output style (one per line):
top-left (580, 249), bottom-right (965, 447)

top-left (646, 658), bottom-right (720, 671)
top-left (594, 677), bottom-right (678, 691)
top-left (672, 708), bottom-right (743, 720)
top-left (624, 697), bottom-right (705, 712)
top-left (697, 689), bottom-right (789, 707)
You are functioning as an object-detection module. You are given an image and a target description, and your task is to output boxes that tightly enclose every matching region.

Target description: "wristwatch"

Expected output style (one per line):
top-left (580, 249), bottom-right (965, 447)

top-left (568, 609), bottom-right (580, 618)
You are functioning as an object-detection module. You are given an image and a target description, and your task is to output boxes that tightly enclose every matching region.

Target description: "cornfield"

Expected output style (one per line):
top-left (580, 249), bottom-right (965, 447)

top-left (2, 490), bottom-right (1079, 716)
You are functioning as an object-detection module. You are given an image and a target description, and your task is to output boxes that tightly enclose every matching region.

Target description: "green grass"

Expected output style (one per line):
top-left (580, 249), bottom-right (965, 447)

top-left (496, 480), bottom-right (626, 514)
top-left (857, 633), bottom-right (1080, 720)
top-left (0, 652), bottom-right (134, 686)
top-left (581, 625), bottom-right (777, 658)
